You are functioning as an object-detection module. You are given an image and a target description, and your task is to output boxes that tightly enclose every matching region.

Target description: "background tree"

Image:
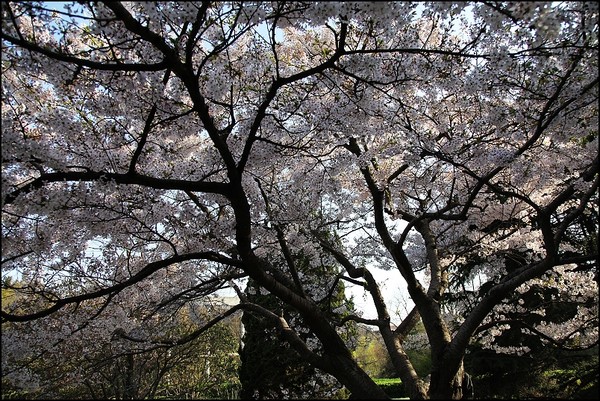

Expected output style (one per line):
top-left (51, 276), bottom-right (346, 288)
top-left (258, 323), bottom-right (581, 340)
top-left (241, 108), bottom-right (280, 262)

top-left (239, 232), bottom-right (355, 399)
top-left (2, 2), bottom-right (598, 400)
top-left (239, 279), bottom-right (348, 399)
top-left (443, 182), bottom-right (599, 398)
top-left (353, 321), bottom-right (432, 382)
top-left (2, 281), bottom-right (241, 399)
top-left (352, 324), bottom-right (395, 379)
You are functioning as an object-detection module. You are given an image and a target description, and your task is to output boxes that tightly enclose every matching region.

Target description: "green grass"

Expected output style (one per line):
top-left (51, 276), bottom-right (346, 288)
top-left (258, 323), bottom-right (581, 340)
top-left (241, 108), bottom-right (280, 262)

top-left (374, 377), bottom-right (407, 399)
top-left (374, 377), bottom-right (402, 385)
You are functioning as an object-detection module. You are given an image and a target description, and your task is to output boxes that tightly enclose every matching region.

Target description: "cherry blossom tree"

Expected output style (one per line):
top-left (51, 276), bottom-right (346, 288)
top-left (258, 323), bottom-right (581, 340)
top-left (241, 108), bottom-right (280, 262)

top-left (1, 2), bottom-right (598, 399)
top-left (1, 276), bottom-right (241, 399)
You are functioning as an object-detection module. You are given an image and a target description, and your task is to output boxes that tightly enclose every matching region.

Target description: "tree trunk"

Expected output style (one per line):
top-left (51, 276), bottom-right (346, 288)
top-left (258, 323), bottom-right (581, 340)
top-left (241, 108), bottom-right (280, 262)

top-left (379, 325), bottom-right (428, 399)
top-left (429, 362), bottom-right (465, 400)
top-left (123, 353), bottom-right (137, 400)
top-left (327, 354), bottom-right (391, 399)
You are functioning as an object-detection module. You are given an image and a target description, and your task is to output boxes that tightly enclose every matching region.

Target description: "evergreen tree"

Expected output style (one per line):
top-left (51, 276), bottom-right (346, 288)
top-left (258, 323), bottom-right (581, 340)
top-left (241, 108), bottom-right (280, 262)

top-left (239, 243), bottom-right (354, 399)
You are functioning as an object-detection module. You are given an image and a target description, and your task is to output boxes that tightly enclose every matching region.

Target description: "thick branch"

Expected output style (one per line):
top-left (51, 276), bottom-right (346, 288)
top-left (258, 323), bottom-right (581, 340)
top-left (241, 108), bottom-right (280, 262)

top-left (3, 170), bottom-right (231, 206)
top-left (1, 251), bottom-right (241, 322)
top-left (1, 32), bottom-right (169, 71)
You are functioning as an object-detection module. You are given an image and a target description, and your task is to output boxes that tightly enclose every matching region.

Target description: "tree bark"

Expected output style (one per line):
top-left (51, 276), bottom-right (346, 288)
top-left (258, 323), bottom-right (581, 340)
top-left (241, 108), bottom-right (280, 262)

top-left (429, 360), bottom-right (465, 400)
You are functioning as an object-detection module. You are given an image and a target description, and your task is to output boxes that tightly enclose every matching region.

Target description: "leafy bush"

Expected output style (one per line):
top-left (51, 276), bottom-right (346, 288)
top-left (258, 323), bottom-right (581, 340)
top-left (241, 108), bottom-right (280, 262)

top-left (468, 346), bottom-right (598, 399)
top-left (374, 377), bottom-right (407, 399)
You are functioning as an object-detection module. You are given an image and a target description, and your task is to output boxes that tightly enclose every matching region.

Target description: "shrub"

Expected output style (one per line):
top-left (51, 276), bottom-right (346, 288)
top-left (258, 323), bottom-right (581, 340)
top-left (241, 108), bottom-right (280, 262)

top-left (374, 377), bottom-right (407, 399)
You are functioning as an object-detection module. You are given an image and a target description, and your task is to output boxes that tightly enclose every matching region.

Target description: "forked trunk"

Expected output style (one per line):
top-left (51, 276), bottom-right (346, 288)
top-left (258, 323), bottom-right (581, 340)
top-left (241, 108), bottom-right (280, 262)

top-left (429, 363), bottom-right (466, 400)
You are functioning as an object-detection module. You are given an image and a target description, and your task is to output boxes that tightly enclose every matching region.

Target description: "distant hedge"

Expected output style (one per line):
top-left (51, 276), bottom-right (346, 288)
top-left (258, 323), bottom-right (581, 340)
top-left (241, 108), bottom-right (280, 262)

top-left (374, 378), bottom-right (407, 398)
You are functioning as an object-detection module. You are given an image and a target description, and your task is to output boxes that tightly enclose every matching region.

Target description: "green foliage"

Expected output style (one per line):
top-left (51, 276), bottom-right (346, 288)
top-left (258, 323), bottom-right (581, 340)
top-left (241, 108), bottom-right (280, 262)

top-left (374, 377), bottom-right (407, 399)
top-left (239, 243), bottom-right (354, 399)
top-left (239, 302), bottom-right (312, 399)
top-left (405, 347), bottom-right (432, 378)
top-left (353, 325), bottom-right (395, 378)
top-left (466, 345), bottom-right (599, 399)
top-left (399, 321), bottom-right (432, 379)
top-left (539, 362), bottom-right (599, 400)
top-left (1, 299), bottom-right (241, 400)
top-left (1, 277), bottom-right (17, 306)
top-left (158, 320), bottom-right (241, 400)
top-left (353, 319), bottom-right (432, 394)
